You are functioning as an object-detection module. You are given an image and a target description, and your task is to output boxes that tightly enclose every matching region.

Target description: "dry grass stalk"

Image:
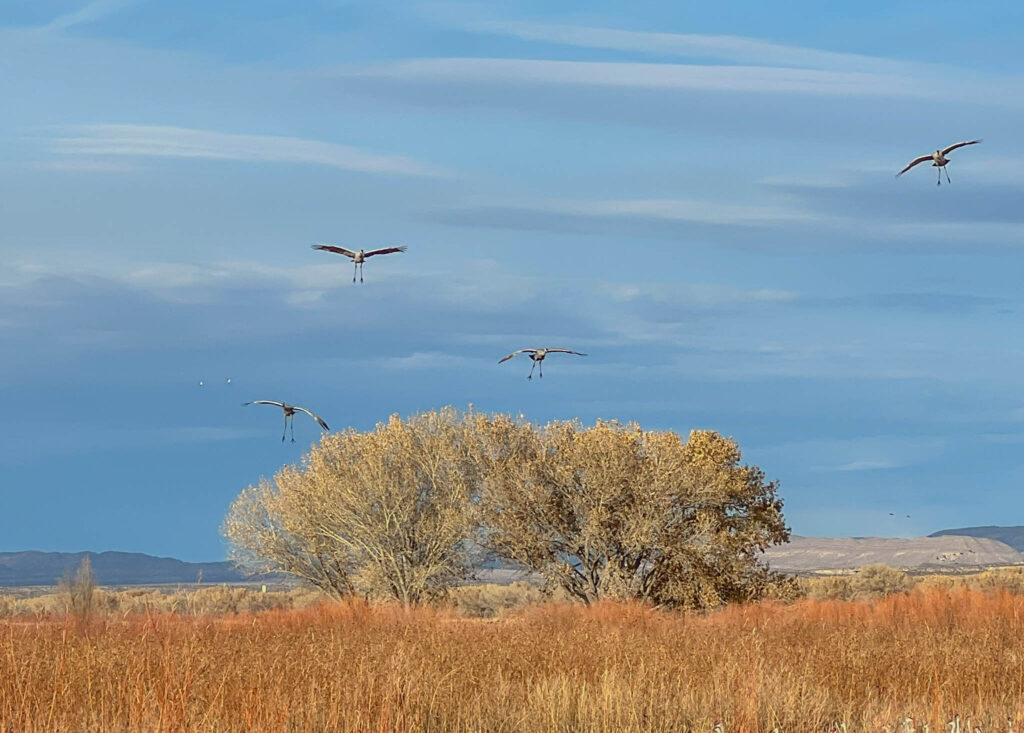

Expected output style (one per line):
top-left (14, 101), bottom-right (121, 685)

top-left (1, 588), bottom-right (1023, 731)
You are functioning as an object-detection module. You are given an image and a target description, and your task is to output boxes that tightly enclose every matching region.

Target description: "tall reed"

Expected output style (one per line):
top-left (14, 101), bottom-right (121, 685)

top-left (0, 589), bottom-right (1021, 732)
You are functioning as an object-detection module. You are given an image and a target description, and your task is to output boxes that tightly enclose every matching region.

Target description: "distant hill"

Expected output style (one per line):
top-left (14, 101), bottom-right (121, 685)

top-left (0, 551), bottom-right (255, 587)
top-left (928, 526), bottom-right (1024, 552)
top-left (763, 535), bottom-right (1024, 573)
top-left (9, 533), bottom-right (1024, 586)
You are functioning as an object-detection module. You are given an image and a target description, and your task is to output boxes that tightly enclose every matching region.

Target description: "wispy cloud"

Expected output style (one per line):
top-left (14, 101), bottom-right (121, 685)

top-left (49, 124), bottom-right (445, 177)
top-left (28, 159), bottom-right (138, 173)
top-left (436, 196), bottom-right (815, 231)
top-left (461, 19), bottom-right (933, 75)
top-left (346, 57), bottom-right (928, 98)
top-left (835, 459), bottom-right (901, 472)
top-left (42, 0), bottom-right (138, 32)
top-left (0, 424), bottom-right (265, 464)
top-left (602, 282), bottom-right (797, 309)
top-left (0, 258), bottom-right (809, 369)
top-left (557, 198), bottom-right (816, 226)
top-left (756, 436), bottom-right (948, 474)
top-left (379, 351), bottom-right (474, 370)
top-left (803, 292), bottom-right (1005, 314)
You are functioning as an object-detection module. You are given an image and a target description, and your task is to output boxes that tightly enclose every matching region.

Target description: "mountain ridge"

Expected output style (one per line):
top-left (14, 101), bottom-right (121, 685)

top-left (0, 550), bottom-right (252, 587)
top-left (4, 526), bottom-right (1024, 585)
top-left (928, 525), bottom-right (1024, 552)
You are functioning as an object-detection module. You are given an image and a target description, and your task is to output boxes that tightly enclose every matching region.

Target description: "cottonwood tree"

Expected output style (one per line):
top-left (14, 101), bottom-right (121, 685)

top-left (223, 408), bottom-right (480, 605)
top-left (223, 476), bottom-right (356, 597)
top-left (475, 417), bottom-right (789, 609)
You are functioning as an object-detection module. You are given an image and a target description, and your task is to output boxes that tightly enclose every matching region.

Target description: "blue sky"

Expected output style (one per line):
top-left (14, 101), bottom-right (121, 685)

top-left (3, 0), bottom-right (1024, 562)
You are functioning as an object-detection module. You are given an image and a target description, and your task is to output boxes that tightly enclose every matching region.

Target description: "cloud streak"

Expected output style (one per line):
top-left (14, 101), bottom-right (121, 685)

top-left (428, 196), bottom-right (820, 246)
top-left (42, 0), bottom-right (138, 32)
top-left (346, 57), bottom-right (929, 98)
top-left (49, 124), bottom-right (445, 177)
top-left (756, 435), bottom-right (949, 474)
top-left (0, 423), bottom-right (265, 464)
top-left (540, 197), bottom-right (816, 226)
top-left (462, 20), bottom-right (936, 75)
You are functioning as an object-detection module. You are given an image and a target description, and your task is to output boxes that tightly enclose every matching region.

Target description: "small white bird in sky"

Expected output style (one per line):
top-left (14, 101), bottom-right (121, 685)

top-left (243, 400), bottom-right (330, 442)
top-left (311, 244), bottom-right (407, 283)
top-left (498, 348), bottom-right (587, 380)
top-left (896, 140), bottom-right (982, 185)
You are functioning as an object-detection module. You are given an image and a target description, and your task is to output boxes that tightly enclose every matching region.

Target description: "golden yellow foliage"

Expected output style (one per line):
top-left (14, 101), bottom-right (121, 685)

top-left (224, 408), bottom-right (481, 605)
top-left (476, 417), bottom-right (790, 608)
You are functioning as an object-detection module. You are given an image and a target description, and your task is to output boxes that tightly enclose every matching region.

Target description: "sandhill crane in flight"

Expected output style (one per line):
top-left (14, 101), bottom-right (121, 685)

top-left (896, 140), bottom-right (981, 185)
top-left (498, 348), bottom-right (587, 380)
top-left (311, 244), bottom-right (407, 283)
top-left (243, 401), bottom-right (330, 442)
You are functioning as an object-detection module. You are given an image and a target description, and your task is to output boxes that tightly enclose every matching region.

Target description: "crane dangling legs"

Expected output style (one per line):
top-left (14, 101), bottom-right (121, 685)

top-left (896, 140), bottom-right (982, 186)
top-left (243, 401), bottom-right (330, 442)
top-left (311, 244), bottom-right (408, 283)
top-left (498, 348), bottom-right (588, 380)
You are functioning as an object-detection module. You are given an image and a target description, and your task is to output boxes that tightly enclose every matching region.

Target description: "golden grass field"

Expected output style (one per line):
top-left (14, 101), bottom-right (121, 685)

top-left (1, 587), bottom-right (1023, 732)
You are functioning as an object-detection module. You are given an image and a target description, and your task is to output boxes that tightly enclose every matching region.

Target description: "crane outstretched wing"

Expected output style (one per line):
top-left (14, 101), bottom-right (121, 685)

top-left (312, 244), bottom-right (357, 259)
top-left (498, 349), bottom-right (535, 364)
top-left (941, 139), bottom-right (982, 155)
top-left (364, 246), bottom-right (407, 258)
top-left (243, 400), bottom-right (285, 408)
top-left (293, 406), bottom-right (330, 432)
top-left (896, 155), bottom-right (932, 177)
top-left (546, 349), bottom-right (587, 357)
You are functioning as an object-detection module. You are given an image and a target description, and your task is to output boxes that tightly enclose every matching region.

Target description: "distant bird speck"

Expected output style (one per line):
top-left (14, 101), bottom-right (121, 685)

top-left (896, 140), bottom-right (981, 185)
top-left (198, 380), bottom-right (204, 387)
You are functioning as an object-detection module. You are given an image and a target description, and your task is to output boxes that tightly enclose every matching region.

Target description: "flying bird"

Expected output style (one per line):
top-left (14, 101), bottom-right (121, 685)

top-left (896, 140), bottom-right (981, 185)
top-left (243, 401), bottom-right (330, 442)
top-left (498, 348), bottom-right (587, 380)
top-left (311, 244), bottom-right (407, 283)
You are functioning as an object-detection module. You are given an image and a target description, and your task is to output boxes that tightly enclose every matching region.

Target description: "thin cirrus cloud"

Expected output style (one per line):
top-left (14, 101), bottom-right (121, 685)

top-left (756, 435), bottom-right (948, 474)
top-left (460, 19), bottom-right (934, 75)
top-left (834, 459), bottom-right (902, 472)
top-left (603, 282), bottom-right (797, 309)
top-left (40, 0), bottom-right (139, 32)
top-left (29, 159), bottom-right (138, 173)
top-left (48, 124), bottom-right (446, 177)
top-left (0, 424), bottom-right (265, 464)
top-left (433, 196), bottom-right (817, 231)
top-left (0, 258), bottom-right (811, 368)
top-left (551, 198), bottom-right (816, 226)
top-left (345, 57), bottom-right (928, 98)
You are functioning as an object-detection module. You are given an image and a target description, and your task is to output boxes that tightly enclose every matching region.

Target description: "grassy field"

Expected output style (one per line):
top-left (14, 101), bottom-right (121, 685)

top-left (1, 588), bottom-right (1022, 731)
